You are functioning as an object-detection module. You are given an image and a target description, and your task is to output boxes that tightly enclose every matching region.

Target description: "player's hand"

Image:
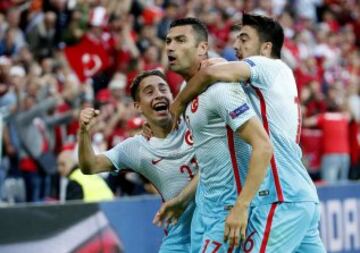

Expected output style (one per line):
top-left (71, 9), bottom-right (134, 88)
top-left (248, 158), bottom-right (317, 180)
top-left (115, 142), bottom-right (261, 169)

top-left (200, 57), bottom-right (227, 69)
top-left (141, 122), bottom-right (152, 140)
top-left (169, 100), bottom-right (185, 130)
top-left (224, 203), bottom-right (249, 248)
top-left (79, 108), bottom-right (100, 132)
top-left (152, 197), bottom-right (186, 227)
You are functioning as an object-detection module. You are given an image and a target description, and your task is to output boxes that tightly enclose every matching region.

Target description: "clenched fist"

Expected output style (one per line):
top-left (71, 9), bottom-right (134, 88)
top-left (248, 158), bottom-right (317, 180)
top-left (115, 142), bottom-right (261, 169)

top-left (79, 108), bottom-right (100, 132)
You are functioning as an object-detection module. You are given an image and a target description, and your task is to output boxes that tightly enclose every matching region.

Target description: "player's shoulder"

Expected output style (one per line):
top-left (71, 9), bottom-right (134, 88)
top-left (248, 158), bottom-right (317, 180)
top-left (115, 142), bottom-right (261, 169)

top-left (242, 55), bottom-right (268, 65)
top-left (207, 81), bottom-right (242, 93)
top-left (244, 55), bottom-right (273, 62)
top-left (114, 135), bottom-right (146, 149)
top-left (205, 81), bottom-right (245, 101)
top-left (243, 56), bottom-right (286, 68)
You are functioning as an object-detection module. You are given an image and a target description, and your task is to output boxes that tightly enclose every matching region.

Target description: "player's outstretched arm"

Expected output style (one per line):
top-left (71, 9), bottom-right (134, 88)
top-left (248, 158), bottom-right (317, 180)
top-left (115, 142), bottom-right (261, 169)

top-left (170, 62), bottom-right (251, 124)
top-left (153, 173), bottom-right (199, 227)
top-left (78, 108), bottom-right (113, 174)
top-left (224, 117), bottom-right (273, 248)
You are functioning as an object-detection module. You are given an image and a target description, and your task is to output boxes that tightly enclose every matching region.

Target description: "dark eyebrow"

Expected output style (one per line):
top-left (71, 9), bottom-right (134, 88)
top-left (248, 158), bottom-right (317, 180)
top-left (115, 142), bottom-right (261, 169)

top-left (238, 32), bottom-right (249, 39)
top-left (166, 34), bottom-right (187, 41)
top-left (158, 82), bottom-right (168, 87)
top-left (175, 35), bottom-right (187, 40)
top-left (142, 84), bottom-right (154, 92)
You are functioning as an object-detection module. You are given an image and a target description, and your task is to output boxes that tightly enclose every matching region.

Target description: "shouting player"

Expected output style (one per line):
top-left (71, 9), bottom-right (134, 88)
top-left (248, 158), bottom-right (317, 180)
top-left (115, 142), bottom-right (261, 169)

top-left (161, 17), bottom-right (273, 252)
top-left (169, 14), bottom-right (325, 252)
top-left (78, 70), bottom-right (198, 253)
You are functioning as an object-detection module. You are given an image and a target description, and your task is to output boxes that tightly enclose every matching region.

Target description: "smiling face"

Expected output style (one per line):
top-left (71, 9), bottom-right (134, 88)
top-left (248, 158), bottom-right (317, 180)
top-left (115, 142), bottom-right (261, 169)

top-left (134, 75), bottom-right (173, 126)
top-left (165, 25), bottom-right (208, 78)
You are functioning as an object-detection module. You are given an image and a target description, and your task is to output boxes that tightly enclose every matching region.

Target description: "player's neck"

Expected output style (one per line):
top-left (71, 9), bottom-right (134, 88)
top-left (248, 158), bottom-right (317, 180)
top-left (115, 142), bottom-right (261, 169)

top-left (183, 61), bottom-right (202, 81)
top-left (149, 120), bottom-right (173, 138)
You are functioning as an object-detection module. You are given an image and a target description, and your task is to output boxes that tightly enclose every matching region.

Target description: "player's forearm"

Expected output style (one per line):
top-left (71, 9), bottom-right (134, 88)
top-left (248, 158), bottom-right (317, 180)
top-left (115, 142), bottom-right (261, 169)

top-left (236, 145), bottom-right (273, 207)
top-left (78, 129), bottom-right (98, 174)
top-left (175, 70), bottom-right (211, 107)
top-left (176, 173), bottom-right (199, 207)
top-left (204, 62), bottom-right (250, 84)
top-left (176, 62), bottom-right (251, 107)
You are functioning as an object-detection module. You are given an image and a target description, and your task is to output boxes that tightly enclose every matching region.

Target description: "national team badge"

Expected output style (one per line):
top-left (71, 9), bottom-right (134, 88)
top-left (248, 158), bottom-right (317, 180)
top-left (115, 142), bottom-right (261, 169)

top-left (185, 129), bottom-right (193, 146)
top-left (191, 96), bottom-right (199, 113)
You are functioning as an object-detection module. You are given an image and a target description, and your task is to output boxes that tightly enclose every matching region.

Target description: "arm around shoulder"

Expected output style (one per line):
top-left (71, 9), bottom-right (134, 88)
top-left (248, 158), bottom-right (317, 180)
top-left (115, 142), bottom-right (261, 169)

top-left (174, 62), bottom-right (251, 107)
top-left (203, 61), bottom-right (251, 84)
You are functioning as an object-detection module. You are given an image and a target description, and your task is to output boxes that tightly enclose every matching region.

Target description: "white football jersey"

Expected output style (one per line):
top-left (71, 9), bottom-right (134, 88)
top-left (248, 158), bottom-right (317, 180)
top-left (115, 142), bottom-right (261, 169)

top-left (184, 82), bottom-right (256, 215)
top-left (103, 120), bottom-right (198, 201)
top-left (242, 56), bottom-right (318, 204)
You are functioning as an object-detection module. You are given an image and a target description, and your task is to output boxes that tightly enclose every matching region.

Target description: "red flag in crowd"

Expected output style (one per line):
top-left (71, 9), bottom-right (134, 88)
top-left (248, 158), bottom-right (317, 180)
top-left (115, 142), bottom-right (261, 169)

top-left (64, 34), bottom-right (110, 83)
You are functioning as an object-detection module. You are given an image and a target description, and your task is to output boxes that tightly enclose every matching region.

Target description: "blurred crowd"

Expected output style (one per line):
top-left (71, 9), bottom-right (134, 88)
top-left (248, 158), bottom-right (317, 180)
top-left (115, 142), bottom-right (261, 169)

top-left (0, 0), bottom-right (359, 204)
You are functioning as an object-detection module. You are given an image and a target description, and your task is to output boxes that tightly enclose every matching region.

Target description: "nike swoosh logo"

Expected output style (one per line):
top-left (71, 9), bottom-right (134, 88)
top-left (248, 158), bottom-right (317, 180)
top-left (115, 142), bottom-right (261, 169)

top-left (151, 158), bottom-right (163, 165)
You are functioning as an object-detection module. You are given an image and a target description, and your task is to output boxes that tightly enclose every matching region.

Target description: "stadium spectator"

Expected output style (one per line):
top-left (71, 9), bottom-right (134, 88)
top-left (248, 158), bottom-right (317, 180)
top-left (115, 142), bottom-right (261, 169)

top-left (3, 8), bottom-right (26, 52)
top-left (14, 77), bottom-right (79, 202)
top-left (26, 11), bottom-right (57, 59)
top-left (303, 101), bottom-right (351, 183)
top-left (157, 1), bottom-right (179, 40)
top-left (0, 63), bottom-right (16, 118)
top-left (57, 148), bottom-right (113, 202)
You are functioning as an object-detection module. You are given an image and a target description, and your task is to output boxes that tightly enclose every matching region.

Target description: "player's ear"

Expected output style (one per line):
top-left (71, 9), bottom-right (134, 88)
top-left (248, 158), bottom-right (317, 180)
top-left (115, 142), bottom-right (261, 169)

top-left (198, 41), bottom-right (208, 57)
top-left (260, 42), bottom-right (272, 57)
top-left (133, 101), bottom-right (142, 113)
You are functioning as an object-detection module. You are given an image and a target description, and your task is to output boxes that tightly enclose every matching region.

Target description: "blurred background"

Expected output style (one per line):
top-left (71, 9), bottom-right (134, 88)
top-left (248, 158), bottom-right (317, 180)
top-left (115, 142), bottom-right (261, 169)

top-left (0, 0), bottom-right (358, 253)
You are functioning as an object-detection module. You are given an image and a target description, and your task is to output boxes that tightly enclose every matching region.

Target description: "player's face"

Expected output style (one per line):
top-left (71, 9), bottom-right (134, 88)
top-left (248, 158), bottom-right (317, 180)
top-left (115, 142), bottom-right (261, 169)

top-left (233, 25), bottom-right (262, 59)
top-left (135, 75), bottom-right (173, 124)
top-left (166, 25), bottom-right (207, 75)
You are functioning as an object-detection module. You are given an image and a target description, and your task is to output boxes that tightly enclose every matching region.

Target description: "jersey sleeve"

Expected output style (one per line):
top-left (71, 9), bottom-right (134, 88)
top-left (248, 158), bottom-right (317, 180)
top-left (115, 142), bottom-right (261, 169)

top-left (102, 137), bottom-right (141, 174)
top-left (207, 82), bottom-right (256, 132)
top-left (241, 56), bottom-right (279, 90)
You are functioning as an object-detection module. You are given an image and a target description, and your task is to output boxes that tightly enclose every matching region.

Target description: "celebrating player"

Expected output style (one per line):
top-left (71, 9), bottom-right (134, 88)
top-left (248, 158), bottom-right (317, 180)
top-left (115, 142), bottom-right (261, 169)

top-left (78, 70), bottom-right (198, 253)
top-left (169, 14), bottom-right (325, 252)
top-left (161, 17), bottom-right (273, 252)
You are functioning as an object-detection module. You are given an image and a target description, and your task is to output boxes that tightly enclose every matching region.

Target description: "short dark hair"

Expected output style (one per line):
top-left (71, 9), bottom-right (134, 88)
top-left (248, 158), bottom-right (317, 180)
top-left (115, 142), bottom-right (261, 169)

top-left (242, 13), bottom-right (284, 58)
top-left (169, 17), bottom-right (208, 44)
top-left (130, 69), bottom-right (167, 101)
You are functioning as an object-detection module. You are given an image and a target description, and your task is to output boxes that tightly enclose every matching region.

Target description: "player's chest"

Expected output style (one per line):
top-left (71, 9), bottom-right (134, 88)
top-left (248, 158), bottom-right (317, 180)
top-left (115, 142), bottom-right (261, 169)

top-left (184, 96), bottom-right (223, 135)
top-left (144, 151), bottom-right (198, 180)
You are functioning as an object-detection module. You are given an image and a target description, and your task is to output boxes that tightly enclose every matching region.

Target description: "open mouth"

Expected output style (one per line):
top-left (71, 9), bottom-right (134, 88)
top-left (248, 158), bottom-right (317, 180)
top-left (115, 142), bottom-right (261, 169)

top-left (152, 101), bottom-right (169, 114)
top-left (235, 51), bottom-right (243, 60)
top-left (168, 55), bottom-right (176, 64)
